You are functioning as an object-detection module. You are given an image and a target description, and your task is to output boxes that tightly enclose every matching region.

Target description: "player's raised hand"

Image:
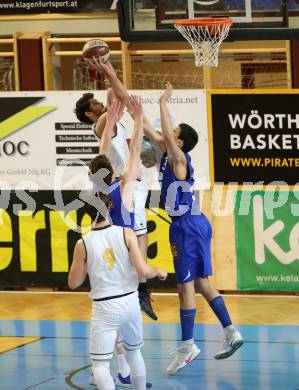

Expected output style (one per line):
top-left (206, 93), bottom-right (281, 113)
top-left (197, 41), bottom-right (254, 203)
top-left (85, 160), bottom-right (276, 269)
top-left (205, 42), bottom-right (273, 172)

top-left (83, 57), bottom-right (101, 70)
top-left (84, 57), bottom-right (116, 78)
top-left (157, 268), bottom-right (168, 281)
top-left (160, 81), bottom-right (173, 102)
top-left (106, 101), bottom-right (123, 124)
top-left (130, 95), bottom-right (143, 120)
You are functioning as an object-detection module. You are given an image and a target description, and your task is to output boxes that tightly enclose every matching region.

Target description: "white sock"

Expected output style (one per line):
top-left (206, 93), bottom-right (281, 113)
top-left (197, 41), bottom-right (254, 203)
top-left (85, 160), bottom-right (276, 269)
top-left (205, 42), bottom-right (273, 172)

top-left (117, 353), bottom-right (130, 378)
top-left (181, 339), bottom-right (194, 348)
top-left (125, 349), bottom-right (146, 390)
top-left (131, 375), bottom-right (147, 390)
top-left (92, 360), bottom-right (115, 390)
top-left (224, 324), bottom-right (235, 337)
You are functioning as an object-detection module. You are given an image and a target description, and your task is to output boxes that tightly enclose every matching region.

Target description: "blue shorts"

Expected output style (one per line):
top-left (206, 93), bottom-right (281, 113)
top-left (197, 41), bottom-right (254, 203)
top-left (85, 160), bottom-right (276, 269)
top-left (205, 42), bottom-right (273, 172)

top-left (169, 213), bottom-right (213, 283)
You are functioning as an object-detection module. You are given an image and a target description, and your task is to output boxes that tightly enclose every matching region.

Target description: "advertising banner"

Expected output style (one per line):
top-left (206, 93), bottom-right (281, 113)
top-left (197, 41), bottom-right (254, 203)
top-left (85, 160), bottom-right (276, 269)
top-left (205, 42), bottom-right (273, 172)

top-left (0, 1), bottom-right (117, 15)
top-left (0, 191), bottom-right (175, 288)
top-left (210, 91), bottom-right (299, 185)
top-left (0, 90), bottom-right (208, 288)
top-left (235, 190), bottom-right (299, 291)
top-left (0, 90), bottom-right (209, 190)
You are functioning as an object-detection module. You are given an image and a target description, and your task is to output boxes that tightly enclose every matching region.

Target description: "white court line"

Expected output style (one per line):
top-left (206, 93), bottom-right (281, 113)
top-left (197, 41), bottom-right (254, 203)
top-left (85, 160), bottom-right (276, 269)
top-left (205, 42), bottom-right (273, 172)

top-left (0, 290), bottom-right (89, 294)
top-left (1, 291), bottom-right (298, 298)
top-left (151, 293), bottom-right (299, 298)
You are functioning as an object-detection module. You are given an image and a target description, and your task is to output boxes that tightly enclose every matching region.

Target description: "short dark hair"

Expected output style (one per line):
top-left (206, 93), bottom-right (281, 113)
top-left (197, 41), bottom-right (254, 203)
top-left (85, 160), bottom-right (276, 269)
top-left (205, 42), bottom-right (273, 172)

top-left (74, 93), bottom-right (94, 124)
top-left (88, 154), bottom-right (114, 188)
top-left (81, 190), bottom-right (111, 223)
top-left (178, 123), bottom-right (198, 153)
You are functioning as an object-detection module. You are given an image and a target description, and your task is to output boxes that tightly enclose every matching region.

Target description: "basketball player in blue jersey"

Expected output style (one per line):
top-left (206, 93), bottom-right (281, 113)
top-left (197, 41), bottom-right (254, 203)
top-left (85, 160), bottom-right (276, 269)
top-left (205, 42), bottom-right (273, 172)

top-left (143, 82), bottom-right (244, 374)
top-left (74, 59), bottom-right (157, 322)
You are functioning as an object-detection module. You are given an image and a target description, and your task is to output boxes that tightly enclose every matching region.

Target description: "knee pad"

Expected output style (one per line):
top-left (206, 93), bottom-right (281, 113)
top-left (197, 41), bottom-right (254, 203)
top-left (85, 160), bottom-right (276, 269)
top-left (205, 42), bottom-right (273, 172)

top-left (92, 359), bottom-right (109, 370)
top-left (92, 360), bottom-right (114, 390)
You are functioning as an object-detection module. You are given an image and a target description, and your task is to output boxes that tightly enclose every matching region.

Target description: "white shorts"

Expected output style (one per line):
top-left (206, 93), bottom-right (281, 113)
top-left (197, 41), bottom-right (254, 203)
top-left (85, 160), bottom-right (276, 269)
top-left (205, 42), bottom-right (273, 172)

top-left (133, 180), bottom-right (148, 236)
top-left (89, 292), bottom-right (143, 360)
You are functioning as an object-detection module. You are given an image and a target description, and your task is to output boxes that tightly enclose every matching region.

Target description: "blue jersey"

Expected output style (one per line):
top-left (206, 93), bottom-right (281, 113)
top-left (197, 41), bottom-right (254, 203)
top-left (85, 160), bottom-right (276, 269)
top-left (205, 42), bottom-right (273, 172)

top-left (108, 179), bottom-right (135, 229)
top-left (158, 152), bottom-right (199, 218)
top-left (159, 152), bottom-right (212, 283)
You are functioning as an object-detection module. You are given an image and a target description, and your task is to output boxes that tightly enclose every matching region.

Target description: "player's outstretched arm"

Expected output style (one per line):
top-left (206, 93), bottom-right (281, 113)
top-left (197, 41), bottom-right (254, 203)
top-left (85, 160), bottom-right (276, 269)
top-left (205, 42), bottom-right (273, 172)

top-left (122, 96), bottom-right (143, 184)
top-left (107, 87), bottom-right (116, 106)
top-left (99, 101), bottom-right (123, 156)
top-left (94, 112), bottom-right (108, 140)
top-left (68, 239), bottom-right (87, 289)
top-left (160, 82), bottom-right (185, 162)
top-left (93, 88), bottom-right (118, 140)
top-left (160, 82), bottom-right (187, 179)
top-left (85, 58), bottom-right (133, 112)
top-left (125, 97), bottom-right (165, 151)
top-left (143, 115), bottom-right (166, 152)
top-left (125, 228), bottom-right (167, 281)
top-left (103, 61), bottom-right (133, 110)
top-left (120, 96), bottom-right (143, 211)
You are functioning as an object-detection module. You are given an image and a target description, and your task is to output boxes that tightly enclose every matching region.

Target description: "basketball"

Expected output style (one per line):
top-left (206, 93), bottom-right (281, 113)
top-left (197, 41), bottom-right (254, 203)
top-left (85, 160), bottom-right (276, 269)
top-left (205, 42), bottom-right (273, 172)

top-left (82, 39), bottom-right (110, 63)
top-left (141, 137), bottom-right (163, 168)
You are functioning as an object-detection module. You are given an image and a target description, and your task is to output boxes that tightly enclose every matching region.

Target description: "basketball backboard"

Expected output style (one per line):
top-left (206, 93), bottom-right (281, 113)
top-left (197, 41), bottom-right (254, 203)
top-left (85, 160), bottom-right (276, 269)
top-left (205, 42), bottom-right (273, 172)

top-left (117, 0), bottom-right (299, 41)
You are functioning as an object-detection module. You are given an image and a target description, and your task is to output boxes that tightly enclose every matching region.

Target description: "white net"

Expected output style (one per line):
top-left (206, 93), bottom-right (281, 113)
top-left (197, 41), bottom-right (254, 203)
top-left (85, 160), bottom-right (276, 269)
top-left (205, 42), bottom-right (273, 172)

top-left (174, 18), bottom-right (232, 67)
top-left (0, 58), bottom-right (14, 91)
top-left (72, 59), bottom-right (103, 90)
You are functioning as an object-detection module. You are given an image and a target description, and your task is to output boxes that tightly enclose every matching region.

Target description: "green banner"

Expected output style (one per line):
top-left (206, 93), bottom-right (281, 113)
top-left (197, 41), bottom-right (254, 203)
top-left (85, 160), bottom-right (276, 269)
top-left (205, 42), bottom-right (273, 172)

top-left (235, 190), bottom-right (299, 291)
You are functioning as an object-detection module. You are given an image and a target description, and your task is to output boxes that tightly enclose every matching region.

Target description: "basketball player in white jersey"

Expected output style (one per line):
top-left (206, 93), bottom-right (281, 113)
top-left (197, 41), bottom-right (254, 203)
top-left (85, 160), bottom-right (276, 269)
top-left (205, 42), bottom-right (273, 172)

top-left (88, 98), bottom-right (153, 388)
top-left (68, 191), bottom-right (167, 390)
top-left (74, 60), bottom-right (157, 322)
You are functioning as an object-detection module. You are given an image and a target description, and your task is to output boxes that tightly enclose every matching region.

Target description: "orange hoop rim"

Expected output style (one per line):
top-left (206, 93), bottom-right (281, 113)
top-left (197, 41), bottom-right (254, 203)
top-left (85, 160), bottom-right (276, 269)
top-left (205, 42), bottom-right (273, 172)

top-left (175, 17), bottom-right (233, 27)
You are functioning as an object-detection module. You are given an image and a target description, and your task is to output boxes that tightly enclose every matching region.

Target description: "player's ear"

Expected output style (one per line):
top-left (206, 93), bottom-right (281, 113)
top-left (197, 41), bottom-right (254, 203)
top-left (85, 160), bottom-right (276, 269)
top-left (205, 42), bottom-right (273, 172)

top-left (177, 138), bottom-right (184, 149)
top-left (85, 110), bottom-right (92, 119)
top-left (85, 111), bottom-right (96, 122)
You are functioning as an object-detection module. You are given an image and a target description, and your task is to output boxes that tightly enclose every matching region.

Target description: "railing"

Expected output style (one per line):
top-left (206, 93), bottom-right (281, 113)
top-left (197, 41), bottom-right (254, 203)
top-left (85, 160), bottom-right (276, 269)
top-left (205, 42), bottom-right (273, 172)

top-left (0, 33), bottom-right (20, 90)
top-left (0, 33), bottom-right (292, 91)
top-left (41, 35), bottom-right (292, 90)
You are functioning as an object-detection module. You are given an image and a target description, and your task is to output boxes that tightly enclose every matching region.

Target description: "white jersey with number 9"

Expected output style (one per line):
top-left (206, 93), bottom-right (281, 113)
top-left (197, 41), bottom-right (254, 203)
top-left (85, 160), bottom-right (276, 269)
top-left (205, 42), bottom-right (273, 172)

top-left (83, 225), bottom-right (138, 300)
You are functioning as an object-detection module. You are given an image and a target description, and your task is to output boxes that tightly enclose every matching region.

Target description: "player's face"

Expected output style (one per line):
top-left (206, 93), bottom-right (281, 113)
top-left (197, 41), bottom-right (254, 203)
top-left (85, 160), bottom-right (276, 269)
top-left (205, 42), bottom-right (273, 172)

top-left (173, 127), bottom-right (183, 149)
top-left (173, 127), bottom-right (180, 139)
top-left (88, 98), bottom-right (107, 116)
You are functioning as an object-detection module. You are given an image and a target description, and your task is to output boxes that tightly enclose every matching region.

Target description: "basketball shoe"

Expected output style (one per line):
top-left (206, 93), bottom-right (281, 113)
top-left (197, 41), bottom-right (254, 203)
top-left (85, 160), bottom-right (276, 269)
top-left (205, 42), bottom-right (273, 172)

top-left (214, 329), bottom-right (244, 359)
top-left (89, 373), bottom-right (152, 388)
top-left (139, 290), bottom-right (158, 321)
top-left (166, 342), bottom-right (200, 375)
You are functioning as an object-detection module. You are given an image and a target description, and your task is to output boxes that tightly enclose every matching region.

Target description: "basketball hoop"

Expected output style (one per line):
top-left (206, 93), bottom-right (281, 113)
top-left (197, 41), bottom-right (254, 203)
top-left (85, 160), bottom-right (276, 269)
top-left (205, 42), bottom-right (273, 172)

top-left (174, 18), bottom-right (233, 68)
